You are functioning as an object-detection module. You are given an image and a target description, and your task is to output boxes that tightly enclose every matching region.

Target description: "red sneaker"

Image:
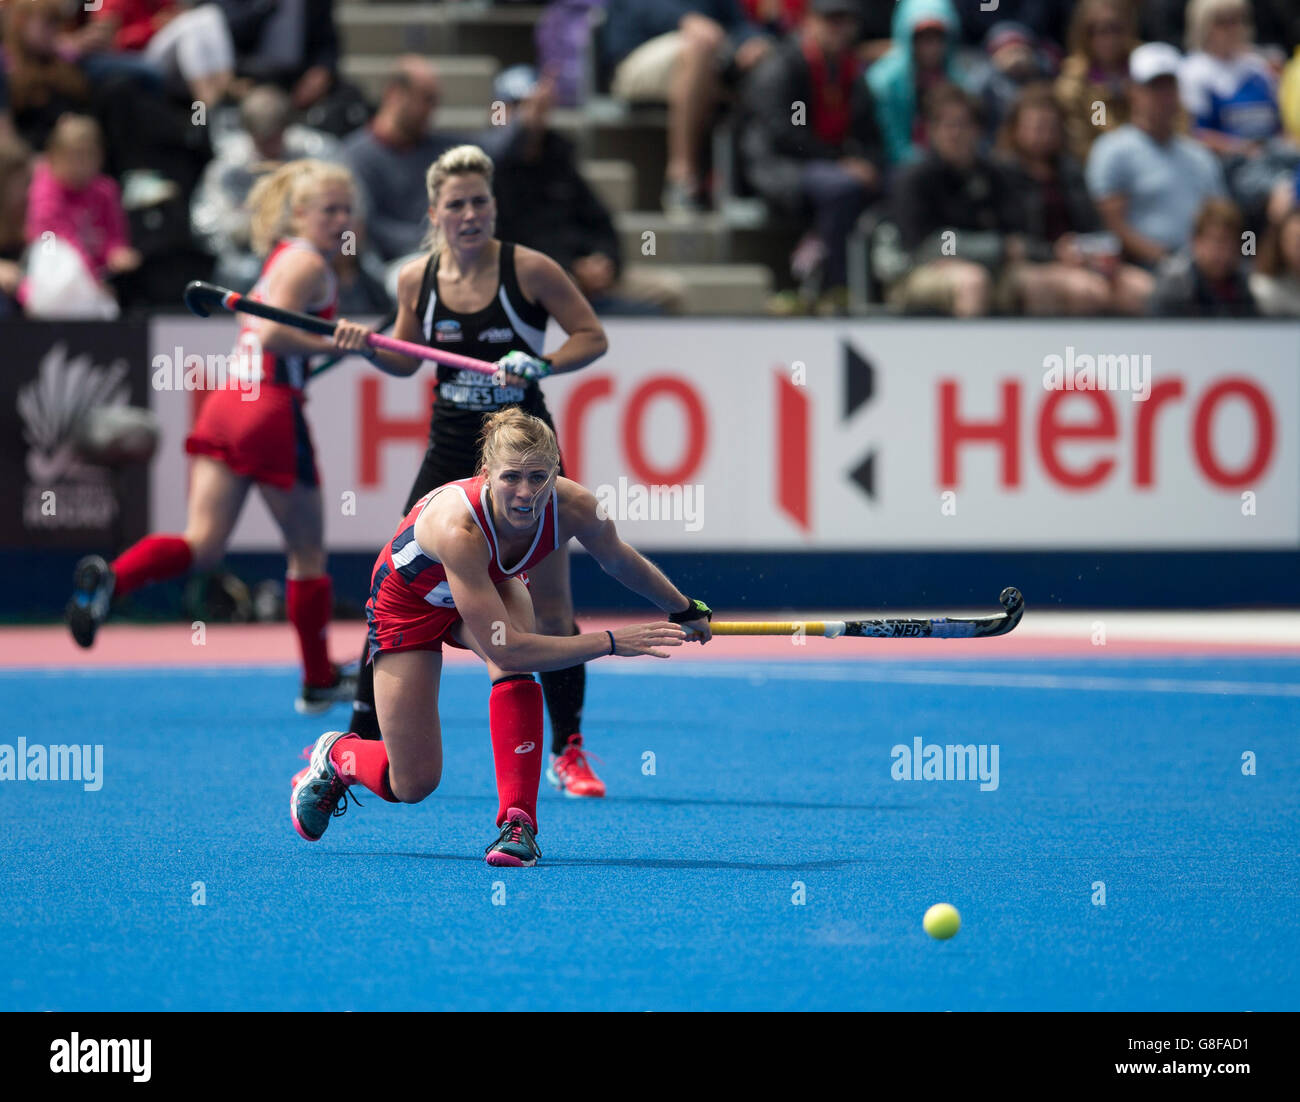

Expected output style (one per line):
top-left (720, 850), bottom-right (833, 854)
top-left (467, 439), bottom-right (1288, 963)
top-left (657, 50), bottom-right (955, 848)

top-left (546, 734), bottom-right (605, 798)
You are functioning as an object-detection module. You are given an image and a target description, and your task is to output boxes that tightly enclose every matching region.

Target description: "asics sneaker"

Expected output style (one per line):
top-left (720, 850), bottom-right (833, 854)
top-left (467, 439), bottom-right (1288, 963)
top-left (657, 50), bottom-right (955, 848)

top-left (546, 734), bottom-right (605, 798)
top-left (291, 730), bottom-right (359, 841)
top-left (485, 807), bottom-right (541, 867)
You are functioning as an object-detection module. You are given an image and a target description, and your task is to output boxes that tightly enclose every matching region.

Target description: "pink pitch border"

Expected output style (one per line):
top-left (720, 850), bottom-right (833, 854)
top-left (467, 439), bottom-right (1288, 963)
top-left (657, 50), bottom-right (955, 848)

top-left (3, 620), bottom-right (1298, 670)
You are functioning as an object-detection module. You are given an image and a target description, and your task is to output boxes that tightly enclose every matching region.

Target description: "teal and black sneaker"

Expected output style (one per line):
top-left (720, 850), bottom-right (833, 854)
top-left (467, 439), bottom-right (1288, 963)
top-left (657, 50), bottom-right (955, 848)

top-left (291, 731), bottom-right (359, 842)
top-left (66, 555), bottom-right (115, 649)
top-left (484, 807), bottom-right (541, 867)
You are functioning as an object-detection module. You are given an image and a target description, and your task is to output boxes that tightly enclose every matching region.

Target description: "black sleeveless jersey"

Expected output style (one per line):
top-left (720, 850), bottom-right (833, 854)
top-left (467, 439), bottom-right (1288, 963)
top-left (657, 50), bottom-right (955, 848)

top-left (416, 241), bottom-right (555, 475)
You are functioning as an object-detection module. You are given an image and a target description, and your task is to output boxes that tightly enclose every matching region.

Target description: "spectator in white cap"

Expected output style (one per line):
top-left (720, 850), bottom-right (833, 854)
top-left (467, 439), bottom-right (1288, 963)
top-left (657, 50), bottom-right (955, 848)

top-left (1085, 41), bottom-right (1227, 268)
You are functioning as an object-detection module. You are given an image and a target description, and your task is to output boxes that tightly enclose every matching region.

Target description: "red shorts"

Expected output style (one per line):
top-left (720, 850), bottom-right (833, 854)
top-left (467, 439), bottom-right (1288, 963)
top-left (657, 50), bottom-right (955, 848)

top-left (366, 570), bottom-right (530, 658)
top-left (185, 385), bottom-right (318, 489)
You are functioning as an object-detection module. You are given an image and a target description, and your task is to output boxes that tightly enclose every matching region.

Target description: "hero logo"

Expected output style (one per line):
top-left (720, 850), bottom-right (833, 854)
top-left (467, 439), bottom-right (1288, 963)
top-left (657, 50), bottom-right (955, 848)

top-left (560, 375), bottom-right (708, 488)
top-left (478, 327), bottom-right (514, 343)
top-left (773, 342), bottom-right (872, 532)
top-left (774, 341), bottom-right (1278, 530)
top-left (557, 361), bottom-right (850, 534)
top-left (514, 742), bottom-right (535, 754)
top-left (938, 377), bottom-right (1275, 489)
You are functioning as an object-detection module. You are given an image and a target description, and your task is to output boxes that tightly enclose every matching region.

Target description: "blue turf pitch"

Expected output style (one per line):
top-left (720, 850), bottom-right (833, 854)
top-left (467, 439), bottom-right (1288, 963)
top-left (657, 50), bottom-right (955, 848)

top-left (1, 657), bottom-right (1297, 1011)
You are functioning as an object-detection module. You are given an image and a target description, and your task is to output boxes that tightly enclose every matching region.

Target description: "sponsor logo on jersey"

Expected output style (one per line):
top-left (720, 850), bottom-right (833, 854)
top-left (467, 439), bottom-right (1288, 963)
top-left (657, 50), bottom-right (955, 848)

top-left (479, 327), bottom-right (514, 343)
top-left (514, 741), bottom-right (536, 755)
top-left (439, 380), bottom-right (526, 410)
top-left (434, 320), bottom-right (463, 342)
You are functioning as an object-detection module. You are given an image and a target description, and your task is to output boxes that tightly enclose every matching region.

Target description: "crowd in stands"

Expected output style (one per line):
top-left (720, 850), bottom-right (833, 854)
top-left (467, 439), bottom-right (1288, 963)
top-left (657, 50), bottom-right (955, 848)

top-left (2, 0), bottom-right (1300, 320)
top-left (602, 0), bottom-right (1300, 315)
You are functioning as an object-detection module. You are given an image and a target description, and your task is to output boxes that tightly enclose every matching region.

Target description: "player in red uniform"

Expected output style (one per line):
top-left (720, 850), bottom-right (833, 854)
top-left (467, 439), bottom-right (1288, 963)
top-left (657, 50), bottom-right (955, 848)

top-left (290, 408), bottom-right (714, 865)
top-left (66, 160), bottom-right (377, 714)
top-left (341, 144), bottom-right (615, 799)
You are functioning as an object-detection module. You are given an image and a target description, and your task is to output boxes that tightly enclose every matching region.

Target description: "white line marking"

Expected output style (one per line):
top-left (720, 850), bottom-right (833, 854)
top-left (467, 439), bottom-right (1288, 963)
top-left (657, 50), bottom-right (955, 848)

top-left (4, 662), bottom-right (1300, 697)
top-left (599, 662), bottom-right (1300, 698)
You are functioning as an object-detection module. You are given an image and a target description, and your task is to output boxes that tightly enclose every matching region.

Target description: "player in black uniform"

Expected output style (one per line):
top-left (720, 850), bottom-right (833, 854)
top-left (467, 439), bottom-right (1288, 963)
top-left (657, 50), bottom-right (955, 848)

top-left (353, 143), bottom-right (618, 796)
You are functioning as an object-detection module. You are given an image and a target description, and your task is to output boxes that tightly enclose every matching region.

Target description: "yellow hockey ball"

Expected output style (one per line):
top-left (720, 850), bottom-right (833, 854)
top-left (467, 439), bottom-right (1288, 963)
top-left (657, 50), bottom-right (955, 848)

top-left (923, 903), bottom-right (961, 940)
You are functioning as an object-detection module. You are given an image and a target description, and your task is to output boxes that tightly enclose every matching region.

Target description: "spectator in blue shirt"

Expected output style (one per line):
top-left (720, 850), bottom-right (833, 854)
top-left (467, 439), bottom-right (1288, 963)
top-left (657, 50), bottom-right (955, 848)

top-left (1086, 42), bottom-right (1227, 268)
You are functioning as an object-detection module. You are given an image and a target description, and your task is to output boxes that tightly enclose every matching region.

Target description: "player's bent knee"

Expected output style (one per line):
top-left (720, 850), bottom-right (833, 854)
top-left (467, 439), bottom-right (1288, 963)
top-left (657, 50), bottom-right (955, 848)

top-left (388, 768), bottom-right (441, 804)
top-left (682, 15), bottom-right (724, 51)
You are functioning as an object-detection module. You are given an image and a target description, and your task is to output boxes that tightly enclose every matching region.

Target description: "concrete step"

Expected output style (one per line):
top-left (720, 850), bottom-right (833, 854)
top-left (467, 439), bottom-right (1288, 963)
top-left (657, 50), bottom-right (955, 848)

top-left (586, 113), bottom-right (668, 210)
top-left (433, 105), bottom-right (588, 141)
top-left (727, 219), bottom-right (807, 293)
top-left (337, 6), bottom-right (450, 55)
top-left (337, 3), bottom-right (540, 68)
top-left (581, 160), bottom-right (635, 214)
top-left (639, 263), bottom-right (773, 315)
top-left (431, 111), bottom-right (665, 215)
top-left (454, 9), bottom-right (541, 69)
top-left (616, 212), bottom-right (728, 265)
top-left (341, 55), bottom-right (497, 109)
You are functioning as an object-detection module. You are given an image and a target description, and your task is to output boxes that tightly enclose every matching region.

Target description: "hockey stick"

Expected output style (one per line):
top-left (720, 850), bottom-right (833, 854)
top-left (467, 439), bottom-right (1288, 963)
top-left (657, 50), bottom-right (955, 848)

top-left (182, 281), bottom-right (497, 375)
top-left (308, 308), bottom-right (397, 379)
top-left (710, 588), bottom-right (1024, 639)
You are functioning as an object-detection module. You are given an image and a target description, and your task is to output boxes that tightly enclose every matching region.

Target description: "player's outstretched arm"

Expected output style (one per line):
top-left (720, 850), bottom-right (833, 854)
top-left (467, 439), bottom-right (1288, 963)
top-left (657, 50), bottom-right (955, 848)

top-left (562, 480), bottom-right (712, 643)
top-left (432, 520), bottom-right (684, 670)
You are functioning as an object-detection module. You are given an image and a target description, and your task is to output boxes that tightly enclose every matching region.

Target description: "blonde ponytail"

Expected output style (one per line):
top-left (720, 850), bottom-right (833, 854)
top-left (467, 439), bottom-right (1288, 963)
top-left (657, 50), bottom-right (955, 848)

top-left (247, 159), bottom-right (355, 256)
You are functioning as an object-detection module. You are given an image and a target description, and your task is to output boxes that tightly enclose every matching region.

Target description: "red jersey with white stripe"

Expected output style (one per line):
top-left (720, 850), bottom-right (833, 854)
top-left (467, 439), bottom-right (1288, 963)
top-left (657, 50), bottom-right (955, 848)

top-left (185, 238), bottom-right (335, 488)
top-left (233, 237), bottom-right (337, 394)
top-left (365, 474), bottom-right (559, 655)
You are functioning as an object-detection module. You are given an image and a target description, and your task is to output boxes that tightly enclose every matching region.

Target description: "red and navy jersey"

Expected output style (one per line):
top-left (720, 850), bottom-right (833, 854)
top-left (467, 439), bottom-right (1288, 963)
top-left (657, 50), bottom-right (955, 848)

top-left (234, 237), bottom-right (338, 393)
top-left (369, 473), bottom-right (560, 611)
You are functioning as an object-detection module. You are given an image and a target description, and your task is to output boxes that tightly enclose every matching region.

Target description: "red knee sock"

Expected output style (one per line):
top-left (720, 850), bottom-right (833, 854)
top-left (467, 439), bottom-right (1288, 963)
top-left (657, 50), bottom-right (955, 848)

top-left (286, 575), bottom-right (334, 687)
top-left (329, 734), bottom-right (399, 802)
top-left (111, 535), bottom-right (193, 597)
top-left (489, 676), bottom-right (544, 829)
